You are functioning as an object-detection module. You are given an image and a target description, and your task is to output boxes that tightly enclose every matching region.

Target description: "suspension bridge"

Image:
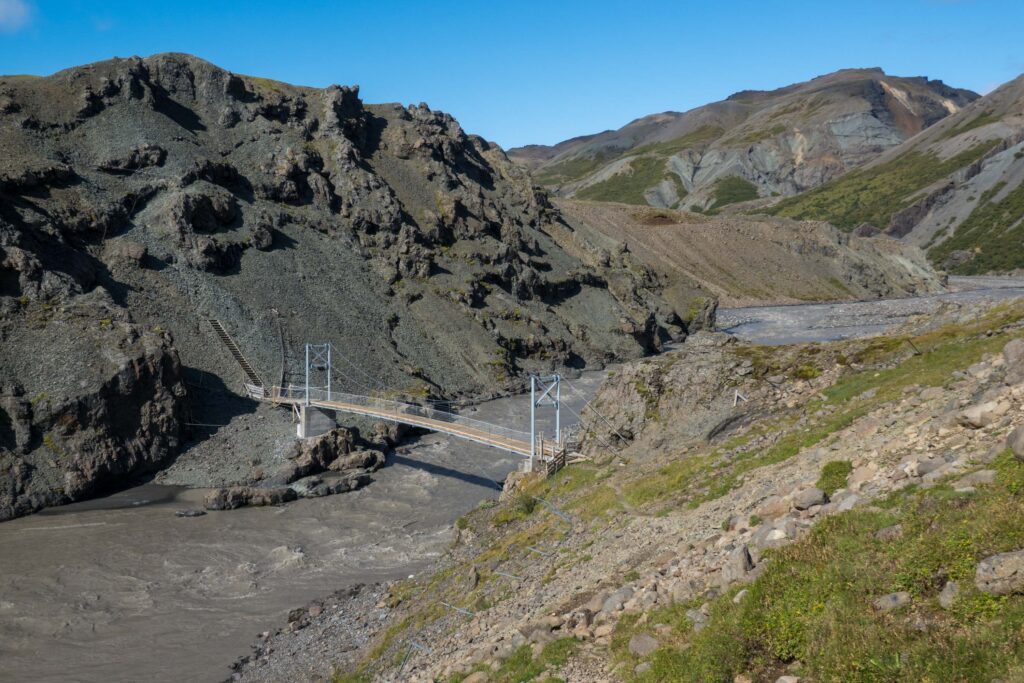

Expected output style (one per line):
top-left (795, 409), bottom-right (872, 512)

top-left (211, 323), bottom-right (574, 470)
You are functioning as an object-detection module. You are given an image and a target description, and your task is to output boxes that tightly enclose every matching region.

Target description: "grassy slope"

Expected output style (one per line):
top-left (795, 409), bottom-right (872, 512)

top-left (928, 180), bottom-right (1024, 273)
top-left (766, 141), bottom-right (999, 229)
top-left (614, 460), bottom-right (1024, 682)
top-left (576, 156), bottom-right (673, 205)
top-left (547, 126), bottom-right (727, 204)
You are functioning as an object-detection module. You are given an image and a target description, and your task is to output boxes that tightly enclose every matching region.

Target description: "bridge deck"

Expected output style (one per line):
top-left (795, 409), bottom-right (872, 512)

top-left (263, 388), bottom-right (558, 458)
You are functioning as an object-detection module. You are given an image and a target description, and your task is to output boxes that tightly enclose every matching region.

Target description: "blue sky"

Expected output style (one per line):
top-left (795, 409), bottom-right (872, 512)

top-left (1, 1), bottom-right (1021, 148)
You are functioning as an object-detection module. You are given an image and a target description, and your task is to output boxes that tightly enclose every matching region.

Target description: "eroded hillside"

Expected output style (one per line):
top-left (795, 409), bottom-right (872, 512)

top-left (768, 74), bottom-right (1024, 275)
top-left (0, 54), bottom-right (681, 519)
top-left (510, 69), bottom-right (975, 212)
top-left (556, 200), bottom-right (943, 307)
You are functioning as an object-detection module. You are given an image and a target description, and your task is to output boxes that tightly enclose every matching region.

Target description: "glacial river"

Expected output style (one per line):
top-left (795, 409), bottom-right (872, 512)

top-left (3, 276), bottom-right (1024, 682)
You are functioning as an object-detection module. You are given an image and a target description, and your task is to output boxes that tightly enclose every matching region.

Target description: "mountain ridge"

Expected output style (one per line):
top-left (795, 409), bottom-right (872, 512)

top-left (509, 68), bottom-right (978, 211)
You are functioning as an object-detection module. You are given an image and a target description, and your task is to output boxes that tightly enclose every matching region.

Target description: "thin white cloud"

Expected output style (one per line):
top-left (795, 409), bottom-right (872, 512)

top-left (0, 0), bottom-right (32, 33)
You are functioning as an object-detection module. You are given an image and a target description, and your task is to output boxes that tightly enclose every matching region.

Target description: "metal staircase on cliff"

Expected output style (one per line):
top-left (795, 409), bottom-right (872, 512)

top-left (208, 319), bottom-right (265, 389)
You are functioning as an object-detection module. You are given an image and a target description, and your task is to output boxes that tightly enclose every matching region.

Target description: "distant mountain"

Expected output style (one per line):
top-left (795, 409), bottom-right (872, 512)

top-left (769, 74), bottom-right (1024, 274)
top-left (510, 69), bottom-right (977, 212)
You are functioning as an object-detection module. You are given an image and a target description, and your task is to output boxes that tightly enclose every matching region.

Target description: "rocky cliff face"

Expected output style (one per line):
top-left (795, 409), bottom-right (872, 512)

top-left (0, 53), bottom-right (680, 518)
top-left (511, 69), bottom-right (976, 211)
top-left (0, 291), bottom-right (186, 520)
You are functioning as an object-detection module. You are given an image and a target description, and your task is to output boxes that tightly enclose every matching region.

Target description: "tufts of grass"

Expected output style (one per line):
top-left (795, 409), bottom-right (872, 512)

top-left (940, 109), bottom-right (1001, 141)
top-left (816, 460), bottom-right (853, 496)
top-left (618, 455), bottom-right (1024, 683)
top-left (535, 154), bottom-right (609, 186)
top-left (450, 638), bottom-right (577, 683)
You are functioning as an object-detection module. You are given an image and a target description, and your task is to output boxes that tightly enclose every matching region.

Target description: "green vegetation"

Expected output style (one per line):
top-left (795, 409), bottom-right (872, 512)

top-left (535, 154), bottom-right (609, 186)
top-left (576, 156), bottom-right (671, 205)
top-left (816, 460), bottom-right (853, 496)
top-left (492, 491), bottom-right (539, 527)
top-left (621, 303), bottom-right (1024, 511)
top-left (706, 176), bottom-right (759, 213)
top-left (450, 639), bottom-right (577, 683)
top-left (767, 141), bottom-right (1000, 229)
top-left (928, 180), bottom-right (1024, 273)
top-left (615, 455), bottom-right (1024, 682)
top-left (737, 123), bottom-right (786, 145)
top-left (940, 109), bottom-right (1001, 140)
top-left (630, 125), bottom-right (725, 157)
top-left (535, 126), bottom-right (722, 192)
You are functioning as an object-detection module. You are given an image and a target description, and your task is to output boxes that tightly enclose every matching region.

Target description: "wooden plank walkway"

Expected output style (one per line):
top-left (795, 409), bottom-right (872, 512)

top-left (265, 391), bottom-right (558, 459)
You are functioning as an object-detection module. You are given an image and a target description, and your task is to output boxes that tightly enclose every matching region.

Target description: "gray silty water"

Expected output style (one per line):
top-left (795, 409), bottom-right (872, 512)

top-left (718, 276), bottom-right (1024, 345)
top-left (0, 371), bottom-right (604, 683)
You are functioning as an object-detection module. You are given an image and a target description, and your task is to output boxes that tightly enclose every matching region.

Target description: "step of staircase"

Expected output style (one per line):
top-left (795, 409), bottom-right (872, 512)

top-left (207, 319), bottom-right (265, 388)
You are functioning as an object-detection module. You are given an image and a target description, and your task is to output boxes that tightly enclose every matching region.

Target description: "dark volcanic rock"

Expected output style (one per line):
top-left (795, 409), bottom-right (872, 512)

top-left (0, 53), bottom-right (676, 519)
top-left (0, 298), bottom-right (186, 521)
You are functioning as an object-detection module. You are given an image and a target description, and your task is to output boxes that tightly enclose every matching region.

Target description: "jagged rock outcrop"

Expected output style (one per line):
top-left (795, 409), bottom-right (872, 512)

top-left (0, 53), bottom-right (683, 518)
top-left (0, 293), bottom-right (186, 520)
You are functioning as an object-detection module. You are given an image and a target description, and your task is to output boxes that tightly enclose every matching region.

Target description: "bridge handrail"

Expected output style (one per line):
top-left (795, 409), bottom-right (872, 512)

top-left (266, 386), bottom-right (533, 445)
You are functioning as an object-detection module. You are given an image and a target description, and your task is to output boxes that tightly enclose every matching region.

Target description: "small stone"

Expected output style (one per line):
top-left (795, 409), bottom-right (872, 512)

top-left (976, 550), bottom-right (1024, 595)
top-left (873, 591), bottom-right (911, 611)
top-left (776, 677), bottom-right (801, 683)
top-left (732, 589), bottom-right (749, 604)
top-left (686, 608), bottom-right (707, 632)
top-left (628, 632), bottom-right (660, 656)
top-left (635, 662), bottom-right (652, 675)
top-left (939, 581), bottom-right (960, 609)
top-left (174, 509), bottom-right (206, 518)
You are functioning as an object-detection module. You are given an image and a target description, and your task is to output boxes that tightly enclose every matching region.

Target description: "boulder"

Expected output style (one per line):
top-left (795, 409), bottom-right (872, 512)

top-left (957, 400), bottom-right (1010, 429)
top-left (203, 486), bottom-right (297, 510)
top-left (976, 550), bottom-right (1024, 595)
top-left (954, 469), bottom-right (996, 488)
top-left (602, 587), bottom-right (634, 613)
top-left (685, 608), bottom-right (707, 632)
top-left (721, 545), bottom-right (754, 586)
top-left (628, 633), bottom-right (660, 657)
top-left (1003, 338), bottom-right (1024, 385)
top-left (792, 487), bottom-right (827, 510)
